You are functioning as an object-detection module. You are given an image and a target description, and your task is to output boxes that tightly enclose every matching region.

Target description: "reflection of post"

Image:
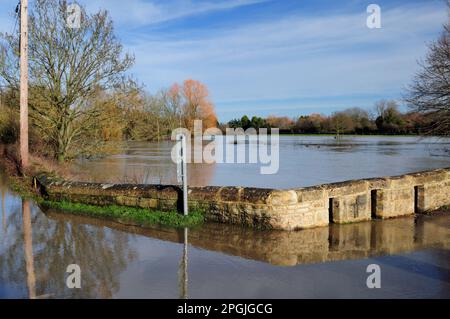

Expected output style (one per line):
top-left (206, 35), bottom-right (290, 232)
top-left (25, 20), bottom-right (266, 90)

top-left (1, 189), bottom-right (5, 233)
top-left (22, 200), bottom-right (36, 299)
top-left (178, 227), bottom-right (188, 299)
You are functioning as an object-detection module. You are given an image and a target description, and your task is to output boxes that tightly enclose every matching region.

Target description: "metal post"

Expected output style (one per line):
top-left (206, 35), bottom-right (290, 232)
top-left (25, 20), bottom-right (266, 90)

top-left (177, 134), bottom-right (188, 216)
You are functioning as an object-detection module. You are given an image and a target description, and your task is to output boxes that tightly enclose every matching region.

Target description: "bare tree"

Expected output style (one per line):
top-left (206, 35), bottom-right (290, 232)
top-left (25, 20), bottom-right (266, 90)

top-left (330, 112), bottom-right (354, 140)
top-left (0, 0), bottom-right (134, 161)
top-left (406, 1), bottom-right (450, 136)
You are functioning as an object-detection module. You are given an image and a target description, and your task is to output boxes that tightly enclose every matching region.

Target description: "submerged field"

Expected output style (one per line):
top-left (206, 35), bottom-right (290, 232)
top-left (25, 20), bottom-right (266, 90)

top-left (72, 135), bottom-right (450, 188)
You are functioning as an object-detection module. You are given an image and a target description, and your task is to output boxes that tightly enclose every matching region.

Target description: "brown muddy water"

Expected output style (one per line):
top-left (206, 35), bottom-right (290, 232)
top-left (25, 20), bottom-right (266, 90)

top-left (72, 136), bottom-right (450, 188)
top-left (0, 171), bottom-right (449, 298)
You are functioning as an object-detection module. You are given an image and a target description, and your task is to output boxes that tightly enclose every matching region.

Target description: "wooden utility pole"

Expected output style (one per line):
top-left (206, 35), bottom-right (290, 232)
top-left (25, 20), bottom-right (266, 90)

top-left (20, 0), bottom-right (29, 169)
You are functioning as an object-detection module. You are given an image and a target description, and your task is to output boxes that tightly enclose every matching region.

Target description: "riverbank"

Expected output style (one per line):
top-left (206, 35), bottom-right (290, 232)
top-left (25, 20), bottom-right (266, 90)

top-left (0, 145), bottom-right (205, 228)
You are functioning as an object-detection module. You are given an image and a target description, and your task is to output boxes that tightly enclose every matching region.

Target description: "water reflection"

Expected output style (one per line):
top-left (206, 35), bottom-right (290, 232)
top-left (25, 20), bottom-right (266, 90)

top-left (43, 209), bottom-right (450, 267)
top-left (1, 188), bottom-right (449, 298)
top-left (22, 200), bottom-right (36, 299)
top-left (72, 136), bottom-right (450, 188)
top-left (2, 189), bottom-right (5, 235)
top-left (178, 228), bottom-right (188, 299)
top-left (1, 168), bottom-right (449, 298)
top-left (74, 141), bottom-right (216, 186)
top-left (0, 193), bottom-right (138, 298)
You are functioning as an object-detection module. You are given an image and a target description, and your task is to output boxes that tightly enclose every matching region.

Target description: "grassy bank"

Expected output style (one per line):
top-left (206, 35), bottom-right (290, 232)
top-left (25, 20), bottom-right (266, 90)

top-left (41, 200), bottom-right (204, 228)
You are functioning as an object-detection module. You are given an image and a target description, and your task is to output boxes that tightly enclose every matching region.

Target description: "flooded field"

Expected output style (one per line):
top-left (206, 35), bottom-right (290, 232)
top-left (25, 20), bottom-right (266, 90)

top-left (72, 136), bottom-right (450, 188)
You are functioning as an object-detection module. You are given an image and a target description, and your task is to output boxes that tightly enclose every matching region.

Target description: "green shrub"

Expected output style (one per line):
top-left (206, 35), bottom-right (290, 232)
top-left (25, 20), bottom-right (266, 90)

top-left (0, 105), bottom-right (18, 144)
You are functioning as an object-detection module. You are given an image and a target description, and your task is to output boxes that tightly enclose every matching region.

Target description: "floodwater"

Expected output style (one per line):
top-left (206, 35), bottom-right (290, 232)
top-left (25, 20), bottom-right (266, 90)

top-left (0, 172), bottom-right (449, 298)
top-left (72, 136), bottom-right (450, 188)
top-left (1, 136), bottom-right (450, 298)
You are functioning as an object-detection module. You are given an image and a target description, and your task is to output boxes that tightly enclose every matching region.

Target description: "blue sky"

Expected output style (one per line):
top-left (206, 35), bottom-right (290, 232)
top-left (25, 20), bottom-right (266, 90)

top-left (0, 0), bottom-right (447, 121)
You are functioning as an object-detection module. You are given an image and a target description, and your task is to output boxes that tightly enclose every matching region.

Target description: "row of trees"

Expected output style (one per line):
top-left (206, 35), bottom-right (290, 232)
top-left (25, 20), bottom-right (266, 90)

top-left (0, 78), bottom-right (217, 160)
top-left (86, 78), bottom-right (217, 143)
top-left (225, 100), bottom-right (433, 135)
top-left (0, 0), bottom-right (216, 161)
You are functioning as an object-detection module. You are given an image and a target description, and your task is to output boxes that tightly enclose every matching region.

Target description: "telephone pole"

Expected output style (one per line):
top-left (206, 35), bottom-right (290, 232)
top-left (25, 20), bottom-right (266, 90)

top-left (19, 0), bottom-right (29, 169)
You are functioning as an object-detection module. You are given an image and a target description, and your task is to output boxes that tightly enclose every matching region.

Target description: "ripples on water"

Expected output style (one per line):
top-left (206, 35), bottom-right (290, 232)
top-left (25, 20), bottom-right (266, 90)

top-left (72, 136), bottom-right (450, 188)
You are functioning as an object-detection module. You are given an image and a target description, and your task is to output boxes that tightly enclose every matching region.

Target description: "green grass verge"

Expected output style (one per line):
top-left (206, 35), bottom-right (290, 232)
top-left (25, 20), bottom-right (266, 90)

top-left (6, 175), bottom-right (42, 202)
top-left (40, 200), bottom-right (204, 228)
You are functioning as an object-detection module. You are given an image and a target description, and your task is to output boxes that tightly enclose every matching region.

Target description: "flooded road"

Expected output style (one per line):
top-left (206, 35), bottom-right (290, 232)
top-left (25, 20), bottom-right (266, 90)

top-left (1, 172), bottom-right (449, 298)
top-left (72, 136), bottom-right (450, 188)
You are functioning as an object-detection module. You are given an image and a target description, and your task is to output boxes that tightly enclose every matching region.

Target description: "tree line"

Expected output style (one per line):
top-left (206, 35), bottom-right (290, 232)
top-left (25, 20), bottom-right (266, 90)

top-left (224, 100), bottom-right (431, 135)
top-left (0, 78), bottom-right (217, 161)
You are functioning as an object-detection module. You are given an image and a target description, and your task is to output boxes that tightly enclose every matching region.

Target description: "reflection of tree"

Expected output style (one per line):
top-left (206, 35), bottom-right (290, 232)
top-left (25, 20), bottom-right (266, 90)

top-left (72, 141), bottom-right (217, 187)
top-left (2, 189), bottom-right (5, 235)
top-left (0, 199), bottom-right (137, 298)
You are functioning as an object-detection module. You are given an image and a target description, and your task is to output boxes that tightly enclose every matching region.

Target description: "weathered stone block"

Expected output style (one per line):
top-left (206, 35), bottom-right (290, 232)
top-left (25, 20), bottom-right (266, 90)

top-left (268, 190), bottom-right (298, 205)
top-left (330, 193), bottom-right (371, 223)
top-left (325, 180), bottom-right (369, 197)
top-left (373, 188), bottom-right (414, 218)
top-left (219, 187), bottom-right (242, 202)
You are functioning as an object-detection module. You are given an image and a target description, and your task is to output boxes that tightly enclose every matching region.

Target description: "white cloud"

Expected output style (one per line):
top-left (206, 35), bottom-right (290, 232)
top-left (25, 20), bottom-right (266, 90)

top-left (125, 2), bottom-right (447, 106)
top-left (0, 0), bottom-right (447, 119)
top-left (81, 0), bottom-right (268, 27)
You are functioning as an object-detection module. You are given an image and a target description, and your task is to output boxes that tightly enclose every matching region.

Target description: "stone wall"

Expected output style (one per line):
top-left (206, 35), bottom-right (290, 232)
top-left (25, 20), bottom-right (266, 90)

top-left (36, 167), bottom-right (450, 231)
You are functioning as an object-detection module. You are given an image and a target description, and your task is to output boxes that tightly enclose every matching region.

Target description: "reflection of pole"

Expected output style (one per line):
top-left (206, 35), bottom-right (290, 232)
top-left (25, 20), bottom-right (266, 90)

top-left (1, 189), bottom-right (5, 234)
top-left (184, 227), bottom-right (188, 298)
top-left (22, 200), bottom-right (36, 299)
top-left (178, 227), bottom-right (188, 299)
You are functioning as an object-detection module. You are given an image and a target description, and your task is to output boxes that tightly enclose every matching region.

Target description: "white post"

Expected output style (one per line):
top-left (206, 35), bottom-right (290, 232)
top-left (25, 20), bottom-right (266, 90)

top-left (176, 134), bottom-right (188, 216)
